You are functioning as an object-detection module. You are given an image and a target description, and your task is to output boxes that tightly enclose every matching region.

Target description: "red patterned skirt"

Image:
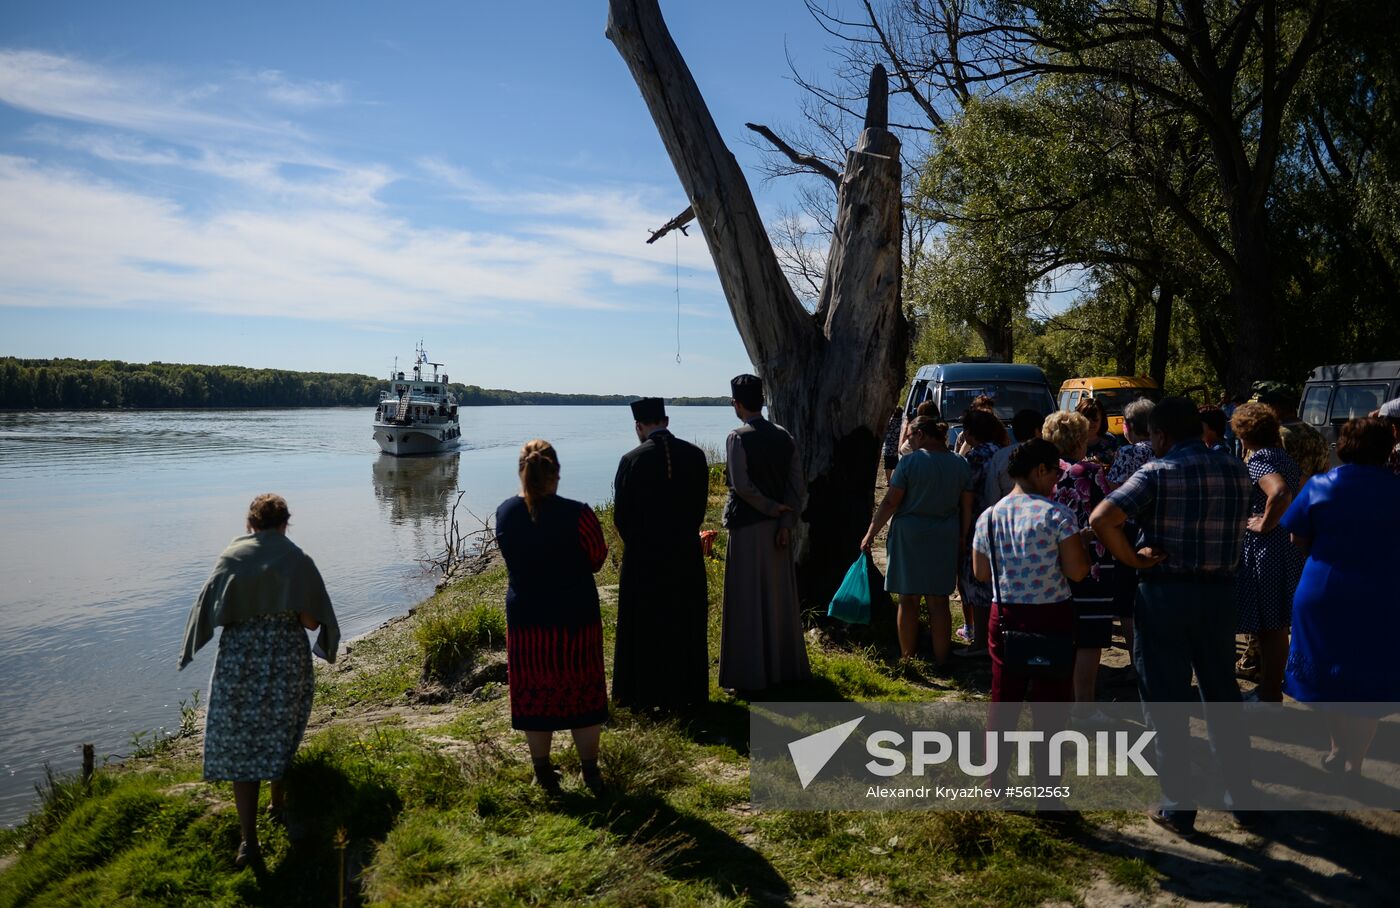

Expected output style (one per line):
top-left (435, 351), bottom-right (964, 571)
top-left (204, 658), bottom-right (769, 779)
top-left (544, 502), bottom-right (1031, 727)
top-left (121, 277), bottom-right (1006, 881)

top-left (506, 622), bottom-right (608, 731)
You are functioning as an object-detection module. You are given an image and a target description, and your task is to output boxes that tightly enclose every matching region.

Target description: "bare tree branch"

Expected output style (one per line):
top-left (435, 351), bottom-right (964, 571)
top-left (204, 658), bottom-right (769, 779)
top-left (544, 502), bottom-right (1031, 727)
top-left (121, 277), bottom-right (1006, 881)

top-left (646, 206), bottom-right (695, 244)
top-left (744, 123), bottom-right (842, 185)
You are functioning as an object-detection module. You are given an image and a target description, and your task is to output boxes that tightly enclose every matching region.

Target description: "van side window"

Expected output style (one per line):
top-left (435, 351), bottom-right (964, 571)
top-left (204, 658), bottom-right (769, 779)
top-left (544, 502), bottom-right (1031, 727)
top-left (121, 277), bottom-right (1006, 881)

top-left (906, 379), bottom-right (930, 414)
top-left (1299, 386), bottom-right (1331, 426)
top-left (1331, 384), bottom-right (1388, 422)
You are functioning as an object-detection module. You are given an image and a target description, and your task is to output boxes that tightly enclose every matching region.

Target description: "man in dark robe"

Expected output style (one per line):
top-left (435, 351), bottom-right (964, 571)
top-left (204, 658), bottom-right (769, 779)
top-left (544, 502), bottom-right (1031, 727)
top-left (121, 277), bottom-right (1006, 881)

top-left (718, 375), bottom-right (811, 692)
top-left (611, 397), bottom-right (711, 710)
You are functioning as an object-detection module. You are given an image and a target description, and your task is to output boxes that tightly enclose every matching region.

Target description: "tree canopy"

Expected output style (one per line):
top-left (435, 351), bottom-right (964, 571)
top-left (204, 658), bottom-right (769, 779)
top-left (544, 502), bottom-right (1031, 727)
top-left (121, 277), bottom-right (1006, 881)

top-left (759, 0), bottom-right (1400, 394)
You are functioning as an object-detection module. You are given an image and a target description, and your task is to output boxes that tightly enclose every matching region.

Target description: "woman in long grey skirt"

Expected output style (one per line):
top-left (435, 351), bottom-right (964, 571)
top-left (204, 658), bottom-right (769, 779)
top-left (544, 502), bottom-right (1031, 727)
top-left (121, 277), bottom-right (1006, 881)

top-left (178, 493), bottom-right (340, 868)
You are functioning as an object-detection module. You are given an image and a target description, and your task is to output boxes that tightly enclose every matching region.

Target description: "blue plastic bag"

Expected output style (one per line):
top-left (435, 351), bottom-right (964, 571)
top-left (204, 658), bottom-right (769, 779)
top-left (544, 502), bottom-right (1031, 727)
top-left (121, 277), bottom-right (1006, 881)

top-left (827, 553), bottom-right (874, 625)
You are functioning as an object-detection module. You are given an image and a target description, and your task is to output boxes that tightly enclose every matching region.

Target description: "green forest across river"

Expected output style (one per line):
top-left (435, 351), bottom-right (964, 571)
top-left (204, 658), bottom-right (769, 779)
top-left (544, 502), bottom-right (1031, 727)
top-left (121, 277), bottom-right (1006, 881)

top-left (0, 357), bottom-right (729, 410)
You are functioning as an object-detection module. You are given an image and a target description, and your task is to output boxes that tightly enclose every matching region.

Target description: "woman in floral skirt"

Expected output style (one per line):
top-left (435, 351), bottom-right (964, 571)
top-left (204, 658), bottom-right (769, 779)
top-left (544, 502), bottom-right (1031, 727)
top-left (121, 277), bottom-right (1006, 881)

top-left (179, 493), bottom-right (339, 868)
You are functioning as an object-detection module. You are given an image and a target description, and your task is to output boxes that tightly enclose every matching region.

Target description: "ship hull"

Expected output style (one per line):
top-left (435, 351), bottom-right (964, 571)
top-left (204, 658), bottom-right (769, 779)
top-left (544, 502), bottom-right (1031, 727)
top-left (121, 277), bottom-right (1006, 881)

top-left (373, 423), bottom-right (462, 456)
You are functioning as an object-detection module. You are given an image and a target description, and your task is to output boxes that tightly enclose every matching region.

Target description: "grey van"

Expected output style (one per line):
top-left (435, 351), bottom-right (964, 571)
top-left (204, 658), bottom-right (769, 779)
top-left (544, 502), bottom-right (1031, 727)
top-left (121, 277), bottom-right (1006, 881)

top-left (903, 362), bottom-right (1056, 443)
top-left (1298, 360), bottom-right (1400, 461)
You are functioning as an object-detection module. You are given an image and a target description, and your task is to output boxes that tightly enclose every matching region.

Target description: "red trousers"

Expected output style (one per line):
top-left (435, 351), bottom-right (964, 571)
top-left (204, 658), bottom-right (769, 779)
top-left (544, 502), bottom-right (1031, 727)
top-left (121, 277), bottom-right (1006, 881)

top-left (986, 600), bottom-right (1074, 791)
top-left (988, 599), bottom-right (1075, 704)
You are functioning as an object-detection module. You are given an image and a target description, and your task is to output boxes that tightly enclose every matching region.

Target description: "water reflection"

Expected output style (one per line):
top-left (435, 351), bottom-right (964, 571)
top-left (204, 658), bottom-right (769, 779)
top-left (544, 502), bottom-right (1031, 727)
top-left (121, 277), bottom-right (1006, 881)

top-left (371, 452), bottom-right (461, 527)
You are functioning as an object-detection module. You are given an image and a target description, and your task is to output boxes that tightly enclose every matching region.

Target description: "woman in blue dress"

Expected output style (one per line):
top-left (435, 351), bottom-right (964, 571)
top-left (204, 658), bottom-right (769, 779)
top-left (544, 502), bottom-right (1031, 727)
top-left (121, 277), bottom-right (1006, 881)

top-left (1231, 403), bottom-right (1303, 702)
top-left (1281, 418), bottom-right (1400, 776)
top-left (861, 417), bottom-right (973, 664)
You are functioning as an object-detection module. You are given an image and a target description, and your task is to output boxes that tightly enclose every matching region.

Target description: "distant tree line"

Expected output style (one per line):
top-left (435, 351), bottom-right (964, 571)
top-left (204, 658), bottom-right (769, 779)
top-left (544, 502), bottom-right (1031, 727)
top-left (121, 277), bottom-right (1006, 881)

top-left (0, 358), bottom-right (728, 410)
top-left (451, 384), bottom-right (726, 407)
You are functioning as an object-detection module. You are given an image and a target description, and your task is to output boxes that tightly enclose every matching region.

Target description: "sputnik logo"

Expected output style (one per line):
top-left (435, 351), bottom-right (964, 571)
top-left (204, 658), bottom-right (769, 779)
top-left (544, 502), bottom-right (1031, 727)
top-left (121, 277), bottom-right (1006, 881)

top-left (788, 716), bottom-right (864, 789)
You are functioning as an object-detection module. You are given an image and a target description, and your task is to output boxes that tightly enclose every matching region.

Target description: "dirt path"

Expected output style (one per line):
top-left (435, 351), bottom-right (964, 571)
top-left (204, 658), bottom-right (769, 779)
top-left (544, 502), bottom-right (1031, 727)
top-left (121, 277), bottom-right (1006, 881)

top-left (1079, 809), bottom-right (1398, 906)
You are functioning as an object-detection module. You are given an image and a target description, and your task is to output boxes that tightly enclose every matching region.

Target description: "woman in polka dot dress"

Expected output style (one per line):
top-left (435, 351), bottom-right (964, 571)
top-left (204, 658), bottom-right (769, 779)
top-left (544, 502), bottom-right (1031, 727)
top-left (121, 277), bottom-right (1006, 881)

top-left (1231, 403), bottom-right (1303, 702)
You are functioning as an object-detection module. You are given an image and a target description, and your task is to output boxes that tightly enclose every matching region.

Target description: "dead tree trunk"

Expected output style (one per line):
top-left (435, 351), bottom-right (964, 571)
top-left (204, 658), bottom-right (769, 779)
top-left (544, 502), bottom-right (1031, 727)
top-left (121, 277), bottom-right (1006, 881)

top-left (607, 0), bottom-right (908, 606)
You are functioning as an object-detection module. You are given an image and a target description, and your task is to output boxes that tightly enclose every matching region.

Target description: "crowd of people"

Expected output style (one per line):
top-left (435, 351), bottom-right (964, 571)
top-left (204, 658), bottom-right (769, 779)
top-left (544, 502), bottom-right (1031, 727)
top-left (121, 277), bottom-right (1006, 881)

top-left (871, 385), bottom-right (1400, 830)
top-left (179, 376), bottom-right (1400, 863)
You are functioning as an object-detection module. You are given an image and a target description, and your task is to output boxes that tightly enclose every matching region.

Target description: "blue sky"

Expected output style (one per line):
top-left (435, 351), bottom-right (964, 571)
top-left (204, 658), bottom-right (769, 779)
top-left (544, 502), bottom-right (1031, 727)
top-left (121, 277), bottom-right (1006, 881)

top-left (0, 1), bottom-right (851, 396)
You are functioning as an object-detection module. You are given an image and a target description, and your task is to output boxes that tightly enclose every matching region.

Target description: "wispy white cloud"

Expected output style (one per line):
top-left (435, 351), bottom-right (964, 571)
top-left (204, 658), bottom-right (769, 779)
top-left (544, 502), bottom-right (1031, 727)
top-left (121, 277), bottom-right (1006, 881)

top-left (248, 70), bottom-right (348, 109)
top-left (0, 49), bottom-right (289, 141)
top-left (414, 156), bottom-right (719, 283)
top-left (3, 48), bottom-right (385, 207)
top-left (415, 155), bottom-right (490, 196)
top-left (0, 154), bottom-right (726, 324)
top-left (0, 50), bottom-right (730, 333)
top-left (29, 124), bottom-right (397, 207)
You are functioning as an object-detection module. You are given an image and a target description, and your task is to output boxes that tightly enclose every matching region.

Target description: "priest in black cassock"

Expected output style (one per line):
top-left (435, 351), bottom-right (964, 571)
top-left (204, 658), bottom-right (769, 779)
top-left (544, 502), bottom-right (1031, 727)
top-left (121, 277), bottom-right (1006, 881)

top-left (611, 397), bottom-right (711, 710)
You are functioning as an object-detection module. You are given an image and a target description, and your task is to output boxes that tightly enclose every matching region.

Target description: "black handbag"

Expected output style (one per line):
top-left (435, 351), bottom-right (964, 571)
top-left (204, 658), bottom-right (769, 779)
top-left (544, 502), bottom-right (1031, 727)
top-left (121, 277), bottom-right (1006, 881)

top-left (1001, 628), bottom-right (1075, 679)
top-left (989, 507), bottom-right (1075, 679)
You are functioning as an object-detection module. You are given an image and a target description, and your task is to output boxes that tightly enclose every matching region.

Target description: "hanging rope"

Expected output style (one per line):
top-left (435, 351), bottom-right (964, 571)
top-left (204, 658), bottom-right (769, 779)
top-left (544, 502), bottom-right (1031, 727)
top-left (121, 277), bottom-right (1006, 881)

top-left (674, 230), bottom-right (682, 364)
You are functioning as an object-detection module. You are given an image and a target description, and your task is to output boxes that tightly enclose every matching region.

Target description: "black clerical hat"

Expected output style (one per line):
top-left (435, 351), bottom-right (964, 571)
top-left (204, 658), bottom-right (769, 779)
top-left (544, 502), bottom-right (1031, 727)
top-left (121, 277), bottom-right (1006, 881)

top-left (630, 397), bottom-right (666, 422)
top-left (730, 374), bottom-right (764, 410)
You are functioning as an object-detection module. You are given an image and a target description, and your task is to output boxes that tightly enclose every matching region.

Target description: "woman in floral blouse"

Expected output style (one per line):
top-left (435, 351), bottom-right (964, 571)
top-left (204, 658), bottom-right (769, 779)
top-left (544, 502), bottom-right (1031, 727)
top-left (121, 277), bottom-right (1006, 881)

top-left (1043, 411), bottom-right (1124, 721)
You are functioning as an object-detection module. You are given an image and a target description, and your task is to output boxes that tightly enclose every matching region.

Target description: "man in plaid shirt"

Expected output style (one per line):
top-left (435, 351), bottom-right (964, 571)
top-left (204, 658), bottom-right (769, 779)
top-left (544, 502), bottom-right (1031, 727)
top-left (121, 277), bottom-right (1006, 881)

top-left (1091, 396), bottom-right (1255, 835)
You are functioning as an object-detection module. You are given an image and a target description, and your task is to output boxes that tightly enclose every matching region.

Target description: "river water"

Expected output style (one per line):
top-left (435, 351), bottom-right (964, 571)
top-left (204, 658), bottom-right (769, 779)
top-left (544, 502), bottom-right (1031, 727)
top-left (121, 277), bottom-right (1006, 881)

top-left (0, 405), bottom-right (736, 826)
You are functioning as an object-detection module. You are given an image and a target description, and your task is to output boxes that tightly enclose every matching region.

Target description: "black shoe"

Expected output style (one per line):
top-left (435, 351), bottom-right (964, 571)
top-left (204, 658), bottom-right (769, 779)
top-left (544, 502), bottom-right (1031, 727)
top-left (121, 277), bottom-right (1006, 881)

top-left (532, 759), bottom-right (562, 795)
top-left (580, 759), bottom-right (607, 796)
top-left (1147, 808), bottom-right (1196, 838)
top-left (234, 839), bottom-right (262, 869)
top-left (1322, 751), bottom-right (1345, 774)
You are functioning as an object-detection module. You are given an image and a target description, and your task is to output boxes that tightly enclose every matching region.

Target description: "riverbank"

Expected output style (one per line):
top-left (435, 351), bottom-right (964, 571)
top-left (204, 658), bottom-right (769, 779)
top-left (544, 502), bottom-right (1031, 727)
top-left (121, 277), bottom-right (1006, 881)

top-left (2, 470), bottom-right (1397, 906)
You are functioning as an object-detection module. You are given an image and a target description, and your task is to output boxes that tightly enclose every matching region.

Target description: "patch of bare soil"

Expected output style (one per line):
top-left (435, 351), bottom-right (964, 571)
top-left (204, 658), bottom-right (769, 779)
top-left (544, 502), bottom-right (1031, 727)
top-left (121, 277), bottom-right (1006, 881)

top-left (1084, 809), bottom-right (1399, 906)
top-left (793, 880), bottom-right (902, 908)
top-left (158, 781), bottom-right (231, 819)
top-left (408, 651), bottom-right (508, 706)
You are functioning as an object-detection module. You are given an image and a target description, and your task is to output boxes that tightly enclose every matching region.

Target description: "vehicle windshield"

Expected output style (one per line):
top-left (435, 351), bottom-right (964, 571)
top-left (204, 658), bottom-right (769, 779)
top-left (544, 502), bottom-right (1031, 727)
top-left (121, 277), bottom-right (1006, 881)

top-left (1092, 387), bottom-right (1163, 416)
top-left (940, 382), bottom-right (1056, 422)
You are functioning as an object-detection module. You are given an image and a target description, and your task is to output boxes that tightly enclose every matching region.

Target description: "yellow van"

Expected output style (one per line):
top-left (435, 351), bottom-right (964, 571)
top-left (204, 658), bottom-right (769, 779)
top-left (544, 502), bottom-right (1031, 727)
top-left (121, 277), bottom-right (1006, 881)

top-left (1057, 377), bottom-right (1162, 437)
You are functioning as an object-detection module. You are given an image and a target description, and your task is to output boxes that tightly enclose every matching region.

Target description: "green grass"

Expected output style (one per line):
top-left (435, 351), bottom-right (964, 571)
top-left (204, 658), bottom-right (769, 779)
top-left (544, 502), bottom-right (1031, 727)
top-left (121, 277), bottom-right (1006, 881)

top-left (1, 468), bottom-right (1159, 907)
top-left (415, 601), bottom-right (507, 683)
top-left (1107, 855), bottom-right (1162, 893)
top-left (313, 613), bottom-right (422, 712)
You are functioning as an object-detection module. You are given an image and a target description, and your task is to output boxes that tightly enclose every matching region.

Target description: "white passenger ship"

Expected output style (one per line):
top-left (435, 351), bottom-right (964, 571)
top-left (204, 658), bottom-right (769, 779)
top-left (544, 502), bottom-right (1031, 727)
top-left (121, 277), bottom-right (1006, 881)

top-left (372, 345), bottom-right (462, 456)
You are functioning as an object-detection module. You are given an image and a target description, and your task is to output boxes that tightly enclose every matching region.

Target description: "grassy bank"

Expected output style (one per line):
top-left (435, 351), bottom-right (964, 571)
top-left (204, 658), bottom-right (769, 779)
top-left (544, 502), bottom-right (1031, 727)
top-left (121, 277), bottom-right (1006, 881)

top-left (0, 470), bottom-right (1161, 907)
